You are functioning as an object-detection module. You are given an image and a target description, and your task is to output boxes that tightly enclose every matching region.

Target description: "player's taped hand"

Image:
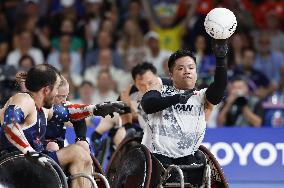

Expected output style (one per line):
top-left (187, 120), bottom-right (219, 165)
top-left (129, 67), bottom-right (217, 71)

top-left (25, 151), bottom-right (48, 167)
top-left (93, 101), bottom-right (127, 118)
top-left (211, 39), bottom-right (228, 58)
top-left (179, 89), bottom-right (196, 104)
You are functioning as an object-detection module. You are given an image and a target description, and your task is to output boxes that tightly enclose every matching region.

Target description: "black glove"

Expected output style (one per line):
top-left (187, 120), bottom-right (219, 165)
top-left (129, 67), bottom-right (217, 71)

top-left (234, 96), bottom-right (248, 109)
top-left (25, 151), bottom-right (48, 167)
top-left (211, 39), bottom-right (228, 58)
top-left (93, 101), bottom-right (127, 118)
top-left (179, 89), bottom-right (196, 104)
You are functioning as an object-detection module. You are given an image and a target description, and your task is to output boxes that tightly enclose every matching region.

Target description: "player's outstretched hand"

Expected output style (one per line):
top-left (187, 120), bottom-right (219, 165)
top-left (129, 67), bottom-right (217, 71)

top-left (25, 151), bottom-right (48, 167)
top-left (179, 89), bottom-right (196, 104)
top-left (211, 39), bottom-right (228, 58)
top-left (93, 101), bottom-right (127, 118)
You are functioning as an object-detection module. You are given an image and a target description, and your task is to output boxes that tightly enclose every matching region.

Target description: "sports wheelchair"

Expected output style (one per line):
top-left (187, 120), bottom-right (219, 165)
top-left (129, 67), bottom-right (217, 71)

top-left (0, 151), bottom-right (110, 188)
top-left (105, 136), bottom-right (228, 188)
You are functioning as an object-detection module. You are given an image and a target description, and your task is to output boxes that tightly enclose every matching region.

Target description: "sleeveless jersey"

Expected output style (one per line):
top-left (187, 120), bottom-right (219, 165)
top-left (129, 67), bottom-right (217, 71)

top-left (141, 84), bottom-right (207, 158)
top-left (0, 107), bottom-right (47, 152)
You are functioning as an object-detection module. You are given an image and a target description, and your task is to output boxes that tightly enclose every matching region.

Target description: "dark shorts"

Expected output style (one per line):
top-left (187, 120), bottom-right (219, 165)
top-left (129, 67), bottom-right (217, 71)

top-left (43, 150), bottom-right (60, 165)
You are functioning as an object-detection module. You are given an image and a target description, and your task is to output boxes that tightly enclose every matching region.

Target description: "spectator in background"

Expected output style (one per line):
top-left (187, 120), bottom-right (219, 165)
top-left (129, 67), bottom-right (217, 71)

top-left (84, 31), bottom-right (123, 70)
top-left (51, 18), bottom-right (83, 54)
top-left (0, 12), bottom-right (10, 65)
top-left (265, 12), bottom-right (284, 53)
top-left (193, 35), bottom-right (215, 87)
top-left (18, 54), bottom-right (35, 71)
top-left (253, 32), bottom-right (284, 87)
top-left (47, 34), bottom-right (82, 75)
top-left (24, 15), bottom-right (51, 58)
top-left (0, 40), bottom-right (9, 65)
top-left (144, 31), bottom-right (171, 77)
top-left (72, 81), bottom-right (95, 105)
top-left (220, 0), bottom-right (255, 32)
top-left (227, 33), bottom-right (245, 69)
top-left (119, 0), bottom-right (149, 34)
top-left (232, 47), bottom-right (275, 99)
top-left (79, 0), bottom-right (103, 51)
top-left (182, 0), bottom-right (213, 50)
top-left (92, 70), bottom-right (118, 104)
top-left (7, 30), bottom-right (44, 67)
top-left (58, 51), bottom-right (82, 99)
top-left (142, 0), bottom-right (197, 52)
top-left (99, 19), bottom-right (118, 40)
top-left (117, 19), bottom-right (146, 71)
top-left (218, 77), bottom-right (263, 127)
top-left (84, 48), bottom-right (131, 92)
top-left (15, 0), bottom-right (51, 57)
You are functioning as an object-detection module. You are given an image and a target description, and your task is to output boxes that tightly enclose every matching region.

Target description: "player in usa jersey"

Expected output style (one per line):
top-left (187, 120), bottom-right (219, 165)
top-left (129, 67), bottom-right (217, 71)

top-left (141, 39), bottom-right (228, 184)
top-left (45, 76), bottom-right (89, 152)
top-left (0, 64), bottom-right (126, 188)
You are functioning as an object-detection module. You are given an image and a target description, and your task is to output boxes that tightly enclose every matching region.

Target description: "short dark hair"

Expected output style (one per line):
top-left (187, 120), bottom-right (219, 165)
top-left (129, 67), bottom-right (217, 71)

top-left (25, 64), bottom-right (60, 92)
top-left (131, 62), bottom-right (157, 80)
top-left (168, 49), bottom-right (196, 72)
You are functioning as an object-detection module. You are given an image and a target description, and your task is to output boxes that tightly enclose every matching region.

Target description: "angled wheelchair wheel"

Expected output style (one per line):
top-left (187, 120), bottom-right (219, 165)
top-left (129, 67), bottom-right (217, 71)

top-left (106, 136), bottom-right (151, 188)
top-left (0, 151), bottom-right (67, 188)
top-left (199, 145), bottom-right (229, 188)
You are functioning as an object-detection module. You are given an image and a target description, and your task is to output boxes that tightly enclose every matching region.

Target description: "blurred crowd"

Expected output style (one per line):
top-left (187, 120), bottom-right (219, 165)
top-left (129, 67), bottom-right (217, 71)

top-left (0, 0), bottom-right (284, 127)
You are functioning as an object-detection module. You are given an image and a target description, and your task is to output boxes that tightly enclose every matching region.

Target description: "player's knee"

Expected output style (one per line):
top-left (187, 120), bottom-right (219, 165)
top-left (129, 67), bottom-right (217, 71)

top-left (71, 145), bottom-right (92, 165)
top-left (75, 141), bottom-right (90, 153)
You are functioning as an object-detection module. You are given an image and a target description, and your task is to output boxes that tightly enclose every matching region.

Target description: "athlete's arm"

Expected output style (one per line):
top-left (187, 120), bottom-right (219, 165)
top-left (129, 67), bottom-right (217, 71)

top-left (141, 79), bottom-right (195, 114)
top-left (48, 101), bottom-right (127, 123)
top-left (2, 94), bottom-right (35, 154)
top-left (205, 39), bottom-right (228, 107)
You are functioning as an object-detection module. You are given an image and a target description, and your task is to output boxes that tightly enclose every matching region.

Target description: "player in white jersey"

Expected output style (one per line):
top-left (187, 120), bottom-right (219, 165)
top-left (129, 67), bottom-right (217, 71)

top-left (141, 39), bottom-right (228, 184)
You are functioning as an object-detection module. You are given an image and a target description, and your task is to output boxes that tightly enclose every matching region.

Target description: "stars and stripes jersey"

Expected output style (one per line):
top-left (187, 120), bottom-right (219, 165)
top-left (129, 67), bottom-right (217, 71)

top-left (0, 106), bottom-right (47, 153)
top-left (141, 84), bottom-right (207, 158)
top-left (0, 102), bottom-right (95, 153)
top-left (46, 103), bottom-right (95, 144)
top-left (45, 105), bottom-right (68, 144)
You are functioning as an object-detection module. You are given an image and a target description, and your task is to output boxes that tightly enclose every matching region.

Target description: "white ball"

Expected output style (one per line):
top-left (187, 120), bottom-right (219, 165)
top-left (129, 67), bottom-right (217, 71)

top-left (204, 8), bottom-right (237, 39)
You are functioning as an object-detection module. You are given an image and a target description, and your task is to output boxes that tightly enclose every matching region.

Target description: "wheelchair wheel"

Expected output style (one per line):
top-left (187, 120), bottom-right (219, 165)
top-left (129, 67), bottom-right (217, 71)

top-left (199, 145), bottom-right (229, 188)
top-left (0, 151), bottom-right (67, 188)
top-left (106, 137), bottom-right (151, 188)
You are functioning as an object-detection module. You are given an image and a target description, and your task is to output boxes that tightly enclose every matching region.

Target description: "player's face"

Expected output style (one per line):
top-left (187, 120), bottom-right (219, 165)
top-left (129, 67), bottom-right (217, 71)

top-left (43, 76), bottom-right (61, 109)
top-left (54, 84), bottom-right (69, 105)
top-left (170, 56), bottom-right (197, 90)
top-left (135, 70), bottom-right (157, 94)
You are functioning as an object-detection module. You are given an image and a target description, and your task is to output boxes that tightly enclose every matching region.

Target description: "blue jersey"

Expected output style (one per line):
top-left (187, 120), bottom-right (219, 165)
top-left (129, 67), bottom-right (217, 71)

top-left (45, 105), bottom-right (70, 147)
top-left (0, 108), bottom-right (47, 152)
top-left (45, 121), bottom-right (66, 142)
